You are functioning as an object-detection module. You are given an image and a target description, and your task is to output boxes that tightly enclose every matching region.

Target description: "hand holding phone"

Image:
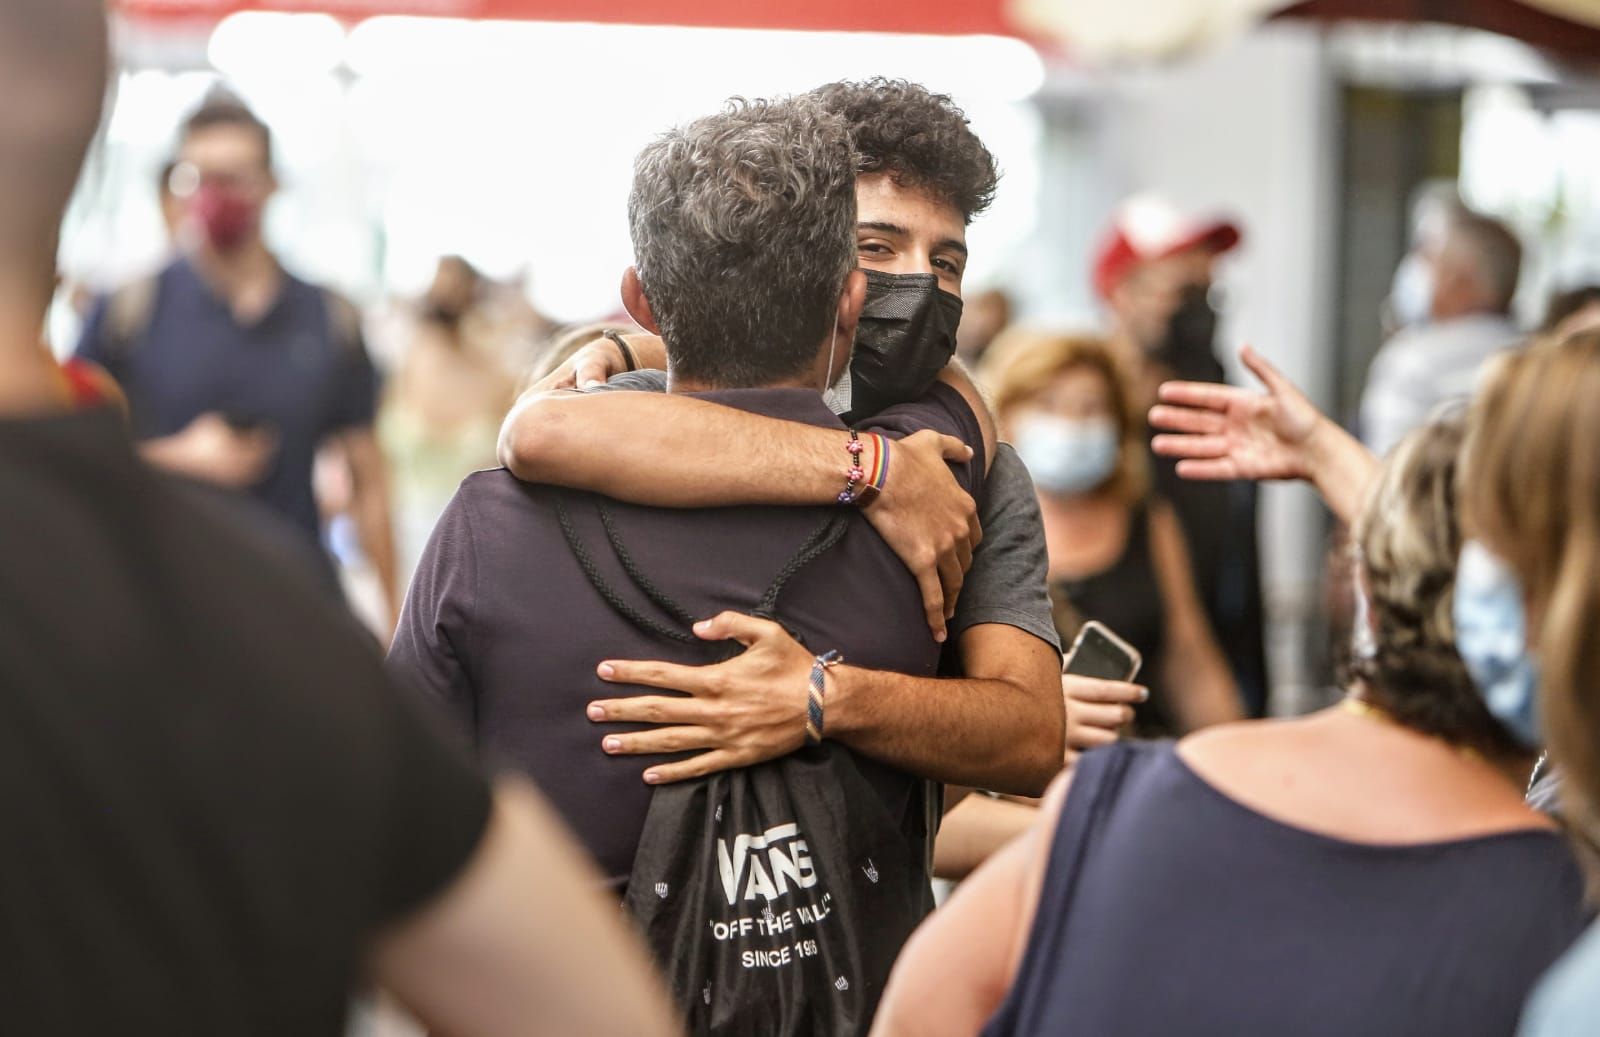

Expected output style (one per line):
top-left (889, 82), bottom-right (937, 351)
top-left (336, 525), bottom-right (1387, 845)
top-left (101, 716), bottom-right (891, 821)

top-left (1064, 620), bottom-right (1142, 682)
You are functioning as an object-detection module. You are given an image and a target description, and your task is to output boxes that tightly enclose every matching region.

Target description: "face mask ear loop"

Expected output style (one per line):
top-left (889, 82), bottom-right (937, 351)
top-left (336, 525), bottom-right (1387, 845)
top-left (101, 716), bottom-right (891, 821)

top-left (821, 320), bottom-right (839, 393)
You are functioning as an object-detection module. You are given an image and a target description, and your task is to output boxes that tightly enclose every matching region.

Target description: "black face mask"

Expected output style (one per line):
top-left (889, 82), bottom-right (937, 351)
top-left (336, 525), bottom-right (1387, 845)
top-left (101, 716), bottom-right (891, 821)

top-left (842, 270), bottom-right (964, 422)
top-left (1152, 281), bottom-right (1224, 383)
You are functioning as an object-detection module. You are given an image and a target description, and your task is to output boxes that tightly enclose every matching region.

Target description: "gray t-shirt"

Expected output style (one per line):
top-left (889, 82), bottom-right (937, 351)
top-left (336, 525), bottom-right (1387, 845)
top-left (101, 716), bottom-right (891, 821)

top-left (598, 370), bottom-right (1060, 655)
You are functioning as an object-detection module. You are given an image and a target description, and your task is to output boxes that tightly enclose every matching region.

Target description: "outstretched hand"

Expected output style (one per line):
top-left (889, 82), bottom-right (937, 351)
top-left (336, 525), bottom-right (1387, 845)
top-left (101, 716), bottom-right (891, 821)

top-left (1148, 344), bottom-right (1323, 483)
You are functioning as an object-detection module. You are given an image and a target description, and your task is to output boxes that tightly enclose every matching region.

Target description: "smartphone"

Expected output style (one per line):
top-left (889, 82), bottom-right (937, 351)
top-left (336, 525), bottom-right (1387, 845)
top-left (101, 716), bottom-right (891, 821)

top-left (1064, 620), bottom-right (1142, 683)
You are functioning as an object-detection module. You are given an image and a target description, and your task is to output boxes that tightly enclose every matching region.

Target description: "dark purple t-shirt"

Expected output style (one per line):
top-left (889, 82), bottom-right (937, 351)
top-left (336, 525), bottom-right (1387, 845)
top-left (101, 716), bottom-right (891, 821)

top-left (388, 383), bottom-right (984, 887)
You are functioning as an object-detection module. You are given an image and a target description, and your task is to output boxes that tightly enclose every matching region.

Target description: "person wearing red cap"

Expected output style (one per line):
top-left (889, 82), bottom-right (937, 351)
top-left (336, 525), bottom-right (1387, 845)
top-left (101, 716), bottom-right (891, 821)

top-left (1094, 192), bottom-right (1241, 389)
top-left (1092, 194), bottom-right (1267, 718)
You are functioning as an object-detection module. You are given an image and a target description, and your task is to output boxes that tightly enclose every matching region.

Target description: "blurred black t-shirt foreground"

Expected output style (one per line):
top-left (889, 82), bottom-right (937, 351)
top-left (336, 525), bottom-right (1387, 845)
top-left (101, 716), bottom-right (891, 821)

top-left (0, 407), bottom-right (490, 1035)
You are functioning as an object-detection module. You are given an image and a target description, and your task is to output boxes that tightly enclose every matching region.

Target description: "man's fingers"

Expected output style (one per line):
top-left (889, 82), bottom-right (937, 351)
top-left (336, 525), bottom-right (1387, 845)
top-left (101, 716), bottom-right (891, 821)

top-left (937, 434), bottom-right (975, 462)
top-left (967, 509), bottom-right (984, 551)
top-left (693, 610), bottom-right (784, 647)
top-left (587, 693), bottom-right (711, 725)
top-left (1063, 675), bottom-right (1150, 704)
top-left (1148, 405), bottom-right (1224, 436)
top-left (936, 551), bottom-right (965, 622)
top-left (1151, 433), bottom-right (1228, 459)
top-left (600, 725), bottom-right (717, 757)
top-left (954, 532), bottom-right (974, 576)
top-left (533, 361), bottom-right (579, 393)
top-left (596, 658), bottom-right (711, 693)
top-left (1156, 380), bottom-right (1237, 410)
top-left (574, 355), bottom-right (612, 389)
top-left (915, 566), bottom-right (948, 644)
top-left (642, 750), bottom-right (743, 786)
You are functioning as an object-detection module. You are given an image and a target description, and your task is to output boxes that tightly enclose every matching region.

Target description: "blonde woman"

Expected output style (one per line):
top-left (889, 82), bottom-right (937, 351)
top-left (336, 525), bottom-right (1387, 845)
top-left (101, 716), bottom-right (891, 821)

top-left (980, 330), bottom-right (1240, 736)
top-left (1458, 330), bottom-right (1600, 1035)
top-left (875, 417), bottom-right (1583, 1037)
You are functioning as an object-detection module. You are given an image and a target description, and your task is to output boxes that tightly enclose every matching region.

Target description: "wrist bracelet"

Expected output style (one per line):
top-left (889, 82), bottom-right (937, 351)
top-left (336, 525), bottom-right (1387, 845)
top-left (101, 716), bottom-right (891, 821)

top-left (602, 329), bottom-right (639, 373)
top-left (806, 649), bottom-right (842, 747)
top-left (838, 430), bottom-right (890, 507)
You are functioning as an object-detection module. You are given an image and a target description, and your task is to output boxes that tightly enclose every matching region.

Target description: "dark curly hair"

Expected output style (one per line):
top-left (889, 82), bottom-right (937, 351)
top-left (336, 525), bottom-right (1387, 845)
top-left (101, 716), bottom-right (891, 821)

top-left (808, 78), bottom-right (998, 225)
top-left (1345, 414), bottom-right (1525, 760)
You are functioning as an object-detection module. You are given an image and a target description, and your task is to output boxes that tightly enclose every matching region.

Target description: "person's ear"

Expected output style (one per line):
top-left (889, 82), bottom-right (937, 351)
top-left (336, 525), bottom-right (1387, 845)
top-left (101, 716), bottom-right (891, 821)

top-left (621, 267), bottom-right (661, 335)
top-left (836, 268), bottom-right (867, 342)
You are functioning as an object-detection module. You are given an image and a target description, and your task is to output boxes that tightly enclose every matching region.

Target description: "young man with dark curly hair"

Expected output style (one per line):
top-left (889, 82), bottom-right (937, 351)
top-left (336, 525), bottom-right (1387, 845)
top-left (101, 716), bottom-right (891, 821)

top-left (490, 81), bottom-right (1145, 817)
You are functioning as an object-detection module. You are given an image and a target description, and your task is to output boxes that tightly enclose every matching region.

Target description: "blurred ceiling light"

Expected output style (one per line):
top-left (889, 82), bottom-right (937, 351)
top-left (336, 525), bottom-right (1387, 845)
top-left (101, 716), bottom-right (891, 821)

top-left (208, 12), bottom-right (347, 79)
top-left (346, 18), bottom-right (1046, 102)
top-left (1009, 0), bottom-right (1291, 61)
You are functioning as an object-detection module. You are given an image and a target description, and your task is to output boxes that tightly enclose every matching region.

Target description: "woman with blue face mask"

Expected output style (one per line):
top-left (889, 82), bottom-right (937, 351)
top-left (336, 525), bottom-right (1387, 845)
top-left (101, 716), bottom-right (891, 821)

top-left (979, 330), bottom-right (1241, 737)
top-left (1460, 331), bottom-right (1600, 1037)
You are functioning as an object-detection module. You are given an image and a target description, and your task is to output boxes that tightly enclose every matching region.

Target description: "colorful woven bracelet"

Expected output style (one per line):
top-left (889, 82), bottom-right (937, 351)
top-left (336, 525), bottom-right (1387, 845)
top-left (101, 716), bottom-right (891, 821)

top-left (838, 430), bottom-right (890, 506)
top-left (805, 649), bottom-right (843, 747)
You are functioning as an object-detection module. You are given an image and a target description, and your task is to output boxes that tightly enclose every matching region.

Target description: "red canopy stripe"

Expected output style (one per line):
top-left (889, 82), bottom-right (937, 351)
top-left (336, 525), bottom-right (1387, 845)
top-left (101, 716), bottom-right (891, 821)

top-left (113, 0), bottom-right (1019, 35)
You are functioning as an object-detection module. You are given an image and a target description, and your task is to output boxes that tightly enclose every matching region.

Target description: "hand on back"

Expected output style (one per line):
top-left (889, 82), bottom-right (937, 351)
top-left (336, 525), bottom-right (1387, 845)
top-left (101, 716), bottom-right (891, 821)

top-left (535, 332), bottom-right (666, 391)
top-left (862, 429), bottom-right (981, 642)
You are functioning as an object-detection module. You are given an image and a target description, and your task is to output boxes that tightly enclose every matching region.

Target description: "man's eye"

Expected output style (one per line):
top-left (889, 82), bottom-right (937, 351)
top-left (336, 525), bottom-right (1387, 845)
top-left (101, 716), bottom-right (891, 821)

top-left (934, 258), bottom-right (963, 276)
top-left (858, 242), bottom-right (890, 256)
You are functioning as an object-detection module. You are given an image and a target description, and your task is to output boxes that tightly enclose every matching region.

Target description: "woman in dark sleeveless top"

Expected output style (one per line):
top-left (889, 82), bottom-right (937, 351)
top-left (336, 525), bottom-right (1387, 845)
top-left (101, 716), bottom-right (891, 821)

top-left (873, 419), bottom-right (1583, 1036)
top-left (981, 330), bottom-right (1239, 736)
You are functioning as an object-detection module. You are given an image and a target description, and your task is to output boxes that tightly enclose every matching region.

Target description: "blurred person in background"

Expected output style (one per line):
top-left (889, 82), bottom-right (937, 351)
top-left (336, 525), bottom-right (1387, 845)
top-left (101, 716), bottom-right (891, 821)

top-left (955, 286), bottom-right (1012, 367)
top-left (0, 3), bottom-right (678, 1034)
top-left (1094, 193), bottom-right (1268, 717)
top-left (874, 416), bottom-right (1582, 1037)
top-left (378, 255), bottom-right (517, 583)
top-left (1360, 208), bottom-right (1523, 457)
top-left (1382, 182), bottom-right (1466, 337)
top-left (982, 329), bottom-right (1241, 737)
top-left (74, 92), bottom-right (401, 629)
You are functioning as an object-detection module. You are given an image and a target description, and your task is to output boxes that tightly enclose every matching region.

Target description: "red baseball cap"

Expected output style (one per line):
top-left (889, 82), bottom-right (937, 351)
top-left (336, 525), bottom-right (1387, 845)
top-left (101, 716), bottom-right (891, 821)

top-left (1092, 193), bottom-right (1241, 301)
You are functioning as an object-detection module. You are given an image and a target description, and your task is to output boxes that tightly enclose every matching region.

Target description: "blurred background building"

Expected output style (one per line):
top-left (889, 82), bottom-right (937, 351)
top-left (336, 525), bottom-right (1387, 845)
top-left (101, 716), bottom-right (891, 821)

top-left (59, 0), bottom-right (1600, 713)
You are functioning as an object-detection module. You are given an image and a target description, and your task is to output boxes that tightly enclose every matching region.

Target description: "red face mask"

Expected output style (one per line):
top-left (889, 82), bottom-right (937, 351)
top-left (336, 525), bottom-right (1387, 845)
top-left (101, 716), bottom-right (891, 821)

top-left (191, 184), bottom-right (260, 253)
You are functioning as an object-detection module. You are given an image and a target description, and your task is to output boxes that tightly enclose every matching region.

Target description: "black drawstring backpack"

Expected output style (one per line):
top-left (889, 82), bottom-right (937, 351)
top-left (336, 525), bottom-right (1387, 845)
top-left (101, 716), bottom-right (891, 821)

top-left (556, 493), bottom-right (936, 1036)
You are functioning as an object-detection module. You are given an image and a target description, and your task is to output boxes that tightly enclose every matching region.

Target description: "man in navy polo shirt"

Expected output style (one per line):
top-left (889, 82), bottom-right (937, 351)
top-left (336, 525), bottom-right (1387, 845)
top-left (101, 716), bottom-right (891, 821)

top-left (76, 95), bottom-right (400, 626)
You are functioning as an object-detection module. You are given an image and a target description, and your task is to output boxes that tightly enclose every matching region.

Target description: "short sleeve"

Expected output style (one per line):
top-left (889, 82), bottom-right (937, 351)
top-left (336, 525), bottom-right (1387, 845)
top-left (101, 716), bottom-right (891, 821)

top-left (951, 445), bottom-right (1061, 654)
top-left (387, 483), bottom-right (480, 746)
top-left (324, 297), bottom-right (379, 433)
top-left (858, 381), bottom-right (985, 497)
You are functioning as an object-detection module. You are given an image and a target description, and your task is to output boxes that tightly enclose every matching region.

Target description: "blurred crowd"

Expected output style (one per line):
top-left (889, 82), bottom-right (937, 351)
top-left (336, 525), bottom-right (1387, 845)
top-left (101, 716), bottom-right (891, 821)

top-left (9, 2), bottom-right (1600, 1035)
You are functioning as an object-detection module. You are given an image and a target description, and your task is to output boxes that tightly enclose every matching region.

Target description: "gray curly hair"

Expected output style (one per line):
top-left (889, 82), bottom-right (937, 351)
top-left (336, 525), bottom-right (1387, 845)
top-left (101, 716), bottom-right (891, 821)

top-left (629, 96), bottom-right (858, 388)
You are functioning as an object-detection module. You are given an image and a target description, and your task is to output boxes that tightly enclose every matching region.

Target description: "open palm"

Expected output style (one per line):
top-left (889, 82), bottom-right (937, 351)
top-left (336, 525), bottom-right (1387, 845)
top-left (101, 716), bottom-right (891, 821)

top-left (1148, 345), bottom-right (1321, 482)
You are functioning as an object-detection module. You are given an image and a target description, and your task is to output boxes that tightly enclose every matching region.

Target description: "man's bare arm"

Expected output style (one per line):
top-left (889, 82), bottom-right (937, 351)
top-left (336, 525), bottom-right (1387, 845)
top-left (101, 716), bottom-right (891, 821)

top-left (591, 614), bottom-right (1064, 796)
top-left (370, 779), bottom-right (679, 1037)
top-left (500, 389), bottom-right (979, 639)
top-left (828, 622), bottom-right (1063, 795)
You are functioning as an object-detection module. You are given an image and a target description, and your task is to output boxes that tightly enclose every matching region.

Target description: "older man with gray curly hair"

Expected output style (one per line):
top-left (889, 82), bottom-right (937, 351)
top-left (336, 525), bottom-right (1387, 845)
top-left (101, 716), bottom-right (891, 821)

top-left (390, 87), bottom-right (986, 931)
